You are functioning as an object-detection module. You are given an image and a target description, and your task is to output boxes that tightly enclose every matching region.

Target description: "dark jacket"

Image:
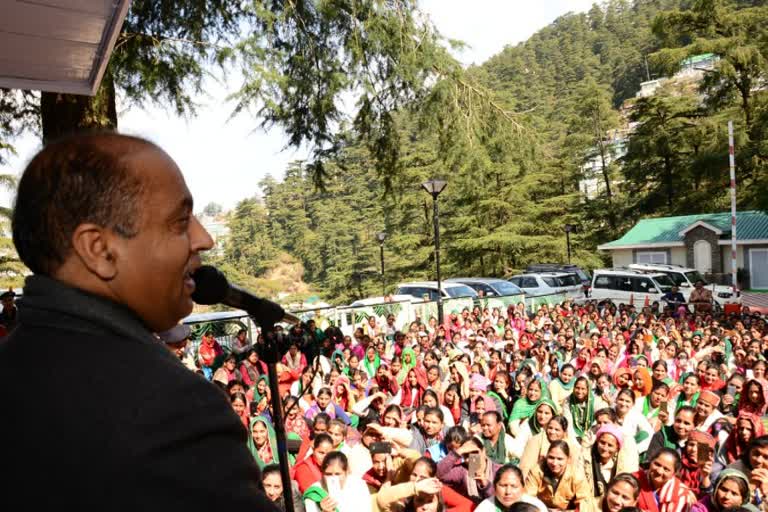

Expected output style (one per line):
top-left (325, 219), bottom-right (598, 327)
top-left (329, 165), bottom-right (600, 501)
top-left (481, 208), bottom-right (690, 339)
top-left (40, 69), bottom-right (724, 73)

top-left (0, 275), bottom-right (278, 510)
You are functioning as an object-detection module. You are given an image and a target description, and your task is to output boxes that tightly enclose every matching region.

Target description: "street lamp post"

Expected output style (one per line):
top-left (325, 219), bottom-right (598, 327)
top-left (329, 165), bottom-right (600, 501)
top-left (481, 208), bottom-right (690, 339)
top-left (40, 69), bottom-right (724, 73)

top-left (421, 179), bottom-right (448, 324)
top-left (564, 224), bottom-right (575, 263)
top-left (376, 232), bottom-right (386, 297)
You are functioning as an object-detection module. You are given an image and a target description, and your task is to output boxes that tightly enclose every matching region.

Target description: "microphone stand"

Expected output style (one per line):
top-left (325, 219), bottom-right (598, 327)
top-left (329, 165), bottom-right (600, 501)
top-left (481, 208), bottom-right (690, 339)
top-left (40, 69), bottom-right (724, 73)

top-left (257, 319), bottom-right (295, 512)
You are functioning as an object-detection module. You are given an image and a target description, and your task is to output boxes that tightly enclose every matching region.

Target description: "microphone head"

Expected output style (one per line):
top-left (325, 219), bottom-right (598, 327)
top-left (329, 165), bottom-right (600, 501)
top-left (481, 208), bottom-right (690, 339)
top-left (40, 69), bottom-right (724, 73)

top-left (191, 265), bottom-right (230, 305)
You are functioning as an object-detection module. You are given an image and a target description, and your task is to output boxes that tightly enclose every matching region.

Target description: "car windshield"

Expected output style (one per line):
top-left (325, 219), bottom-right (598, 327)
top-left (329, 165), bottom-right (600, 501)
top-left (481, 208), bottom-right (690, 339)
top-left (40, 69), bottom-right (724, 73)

top-left (663, 272), bottom-right (688, 286)
top-left (652, 274), bottom-right (675, 292)
top-left (445, 285), bottom-right (477, 298)
top-left (685, 270), bottom-right (706, 284)
top-left (492, 281), bottom-right (523, 296)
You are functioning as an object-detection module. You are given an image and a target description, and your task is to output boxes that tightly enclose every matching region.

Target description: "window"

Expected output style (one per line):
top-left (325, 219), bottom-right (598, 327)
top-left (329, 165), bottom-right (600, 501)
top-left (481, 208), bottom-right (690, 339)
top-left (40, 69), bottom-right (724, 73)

top-left (594, 276), bottom-right (614, 289)
top-left (445, 285), bottom-right (476, 298)
top-left (631, 276), bottom-right (655, 293)
top-left (509, 277), bottom-right (522, 287)
top-left (635, 251), bottom-right (667, 264)
top-left (542, 277), bottom-right (558, 287)
top-left (521, 277), bottom-right (539, 288)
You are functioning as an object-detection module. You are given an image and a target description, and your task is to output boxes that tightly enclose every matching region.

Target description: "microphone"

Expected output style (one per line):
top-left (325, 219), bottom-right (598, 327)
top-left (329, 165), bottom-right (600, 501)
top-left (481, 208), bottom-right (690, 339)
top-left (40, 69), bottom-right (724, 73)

top-left (192, 265), bottom-right (299, 326)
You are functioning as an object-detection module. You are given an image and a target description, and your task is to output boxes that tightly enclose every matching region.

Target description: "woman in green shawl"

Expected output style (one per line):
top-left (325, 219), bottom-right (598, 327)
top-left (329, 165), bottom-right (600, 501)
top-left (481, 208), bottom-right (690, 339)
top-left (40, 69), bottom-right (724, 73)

top-left (565, 376), bottom-right (601, 440)
top-left (548, 363), bottom-right (576, 414)
top-left (397, 347), bottom-right (417, 384)
top-left (528, 399), bottom-right (558, 436)
top-left (247, 416), bottom-right (295, 469)
top-left (508, 378), bottom-right (550, 436)
top-left (361, 345), bottom-right (380, 379)
top-left (251, 375), bottom-right (270, 416)
top-left (672, 373), bottom-right (700, 412)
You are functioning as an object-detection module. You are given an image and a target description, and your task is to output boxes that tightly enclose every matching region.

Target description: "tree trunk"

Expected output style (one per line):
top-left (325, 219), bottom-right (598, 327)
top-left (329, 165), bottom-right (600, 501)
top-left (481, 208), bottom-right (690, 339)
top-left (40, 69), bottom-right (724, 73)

top-left (40, 71), bottom-right (117, 144)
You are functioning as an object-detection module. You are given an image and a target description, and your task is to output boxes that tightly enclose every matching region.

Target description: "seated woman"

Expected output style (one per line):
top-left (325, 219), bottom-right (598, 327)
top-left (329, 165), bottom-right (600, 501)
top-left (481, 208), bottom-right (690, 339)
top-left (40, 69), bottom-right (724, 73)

top-left (427, 426), bottom-right (468, 463)
top-left (230, 392), bottom-right (249, 429)
top-left (644, 406), bottom-right (696, 463)
top-left (691, 469), bottom-right (750, 512)
top-left (262, 463), bottom-right (305, 512)
top-left (508, 379), bottom-right (549, 438)
top-left (294, 433), bottom-right (335, 493)
top-left (635, 381), bottom-right (669, 432)
top-left (579, 425), bottom-right (638, 508)
top-left (437, 437), bottom-right (500, 504)
top-left (614, 388), bottom-right (655, 455)
top-left (726, 435), bottom-right (768, 496)
top-left (718, 412), bottom-right (765, 466)
top-left (593, 473), bottom-right (641, 512)
top-left (509, 400), bottom-right (558, 462)
top-left (564, 377), bottom-right (607, 442)
top-left (306, 387), bottom-right (351, 424)
top-left (248, 416), bottom-right (296, 469)
top-left (303, 451), bottom-right (372, 512)
top-left (633, 448), bottom-right (696, 512)
top-left (525, 440), bottom-right (591, 510)
top-left (680, 431), bottom-right (720, 497)
top-left (519, 415), bottom-right (581, 478)
top-left (421, 389), bottom-right (454, 428)
top-left (377, 456), bottom-right (472, 512)
top-left (475, 464), bottom-right (548, 512)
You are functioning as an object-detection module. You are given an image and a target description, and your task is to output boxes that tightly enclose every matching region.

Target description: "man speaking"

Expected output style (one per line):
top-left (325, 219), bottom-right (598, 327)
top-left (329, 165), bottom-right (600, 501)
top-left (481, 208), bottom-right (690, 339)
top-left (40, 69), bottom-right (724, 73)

top-left (0, 133), bottom-right (277, 509)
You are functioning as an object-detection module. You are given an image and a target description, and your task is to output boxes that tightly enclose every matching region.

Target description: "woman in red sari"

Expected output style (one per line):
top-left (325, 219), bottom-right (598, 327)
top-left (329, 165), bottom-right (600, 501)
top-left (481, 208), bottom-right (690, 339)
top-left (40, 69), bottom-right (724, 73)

top-left (634, 448), bottom-right (696, 512)
top-left (401, 367), bottom-right (428, 409)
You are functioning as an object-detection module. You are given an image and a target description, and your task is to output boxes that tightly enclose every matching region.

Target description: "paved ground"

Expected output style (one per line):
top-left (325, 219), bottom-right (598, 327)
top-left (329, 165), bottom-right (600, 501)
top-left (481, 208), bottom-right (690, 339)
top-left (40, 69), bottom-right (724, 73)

top-left (742, 292), bottom-right (768, 314)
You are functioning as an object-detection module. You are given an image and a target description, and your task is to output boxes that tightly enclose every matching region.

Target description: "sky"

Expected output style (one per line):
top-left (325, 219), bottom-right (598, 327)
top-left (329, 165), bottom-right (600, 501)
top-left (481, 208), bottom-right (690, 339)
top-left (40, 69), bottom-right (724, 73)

top-left (0, 0), bottom-right (596, 211)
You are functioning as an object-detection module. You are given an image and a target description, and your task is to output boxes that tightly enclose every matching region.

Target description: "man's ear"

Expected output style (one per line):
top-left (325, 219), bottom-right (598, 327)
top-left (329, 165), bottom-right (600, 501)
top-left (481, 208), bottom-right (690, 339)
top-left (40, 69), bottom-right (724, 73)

top-left (70, 223), bottom-right (119, 280)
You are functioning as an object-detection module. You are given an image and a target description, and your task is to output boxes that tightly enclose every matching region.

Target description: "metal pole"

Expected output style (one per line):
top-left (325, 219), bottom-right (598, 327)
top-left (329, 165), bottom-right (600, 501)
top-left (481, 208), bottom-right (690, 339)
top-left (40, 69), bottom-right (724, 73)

top-left (566, 230), bottom-right (572, 264)
top-left (433, 193), bottom-right (443, 325)
top-left (262, 326), bottom-right (294, 512)
top-left (379, 242), bottom-right (385, 297)
top-left (728, 121), bottom-right (738, 295)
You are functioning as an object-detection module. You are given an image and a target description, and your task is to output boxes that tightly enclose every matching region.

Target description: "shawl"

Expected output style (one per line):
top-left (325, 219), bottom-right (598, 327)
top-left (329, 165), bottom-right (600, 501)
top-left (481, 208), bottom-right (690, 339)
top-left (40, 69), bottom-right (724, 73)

top-left (484, 430), bottom-right (507, 465)
top-left (642, 395), bottom-right (660, 420)
top-left (252, 375), bottom-right (270, 405)
top-left (246, 416), bottom-right (278, 469)
top-left (568, 385), bottom-right (595, 439)
top-left (332, 375), bottom-right (352, 411)
top-left (401, 367), bottom-right (428, 409)
top-left (723, 411), bottom-right (765, 464)
top-left (529, 399), bottom-right (558, 436)
top-left (487, 391), bottom-right (509, 420)
top-left (508, 384), bottom-right (551, 422)
top-left (450, 362), bottom-right (471, 399)
top-left (634, 470), bottom-right (696, 512)
top-left (304, 483), bottom-right (339, 512)
top-left (363, 352), bottom-right (381, 378)
top-left (633, 368), bottom-right (653, 398)
top-left (737, 379), bottom-right (768, 416)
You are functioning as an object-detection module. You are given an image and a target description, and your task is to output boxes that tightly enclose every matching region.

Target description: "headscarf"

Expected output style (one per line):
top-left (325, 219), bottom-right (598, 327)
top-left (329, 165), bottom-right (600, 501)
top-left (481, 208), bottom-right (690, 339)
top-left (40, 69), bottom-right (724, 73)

top-left (633, 368), bottom-right (653, 398)
top-left (713, 469), bottom-right (750, 509)
top-left (528, 399), bottom-right (557, 435)
top-left (613, 367), bottom-right (632, 388)
top-left (450, 361), bottom-right (471, 399)
top-left (401, 367), bottom-right (428, 408)
top-left (568, 377), bottom-right (595, 438)
top-left (246, 416), bottom-right (277, 469)
top-left (363, 350), bottom-right (381, 378)
top-left (332, 375), bottom-right (352, 411)
top-left (737, 378), bottom-right (768, 415)
top-left (508, 380), bottom-right (550, 422)
top-left (483, 421), bottom-right (507, 465)
top-left (723, 411), bottom-right (766, 464)
top-left (252, 375), bottom-right (270, 404)
top-left (680, 431), bottom-right (715, 491)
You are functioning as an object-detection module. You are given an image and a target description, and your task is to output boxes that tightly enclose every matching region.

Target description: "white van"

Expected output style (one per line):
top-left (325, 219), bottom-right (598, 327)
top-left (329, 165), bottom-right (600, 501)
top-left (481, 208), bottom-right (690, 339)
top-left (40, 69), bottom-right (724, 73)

top-left (627, 263), bottom-right (741, 305)
top-left (508, 272), bottom-right (583, 299)
top-left (590, 269), bottom-right (675, 306)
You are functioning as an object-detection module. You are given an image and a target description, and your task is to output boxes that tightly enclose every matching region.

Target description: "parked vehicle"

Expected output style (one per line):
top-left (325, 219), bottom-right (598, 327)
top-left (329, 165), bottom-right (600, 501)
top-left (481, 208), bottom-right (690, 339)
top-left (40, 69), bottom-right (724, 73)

top-left (395, 281), bottom-right (478, 301)
top-left (525, 263), bottom-right (591, 285)
top-left (589, 268), bottom-right (675, 306)
top-left (627, 263), bottom-right (741, 305)
top-left (445, 277), bottom-right (524, 297)
top-left (508, 272), bottom-right (582, 298)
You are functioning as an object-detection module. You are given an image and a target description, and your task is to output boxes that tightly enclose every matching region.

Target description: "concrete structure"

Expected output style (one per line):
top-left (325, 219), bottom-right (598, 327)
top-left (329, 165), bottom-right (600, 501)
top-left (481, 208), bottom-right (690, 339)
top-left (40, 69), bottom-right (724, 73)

top-left (598, 211), bottom-right (768, 290)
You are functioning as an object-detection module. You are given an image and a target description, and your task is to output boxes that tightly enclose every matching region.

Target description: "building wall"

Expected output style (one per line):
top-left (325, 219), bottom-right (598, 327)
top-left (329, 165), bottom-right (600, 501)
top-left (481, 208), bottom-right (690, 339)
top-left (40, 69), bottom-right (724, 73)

top-left (671, 247), bottom-right (687, 265)
top-left (611, 249), bottom-right (633, 267)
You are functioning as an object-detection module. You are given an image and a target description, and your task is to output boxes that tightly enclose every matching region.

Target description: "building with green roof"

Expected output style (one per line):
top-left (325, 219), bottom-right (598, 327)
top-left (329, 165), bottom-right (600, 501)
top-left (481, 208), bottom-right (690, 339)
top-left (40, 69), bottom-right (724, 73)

top-left (598, 211), bottom-right (768, 289)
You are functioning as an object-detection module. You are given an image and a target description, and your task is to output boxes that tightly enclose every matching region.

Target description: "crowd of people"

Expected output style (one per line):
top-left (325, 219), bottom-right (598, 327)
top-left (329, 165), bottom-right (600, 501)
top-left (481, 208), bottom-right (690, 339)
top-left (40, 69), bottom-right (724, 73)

top-left (165, 297), bottom-right (768, 512)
